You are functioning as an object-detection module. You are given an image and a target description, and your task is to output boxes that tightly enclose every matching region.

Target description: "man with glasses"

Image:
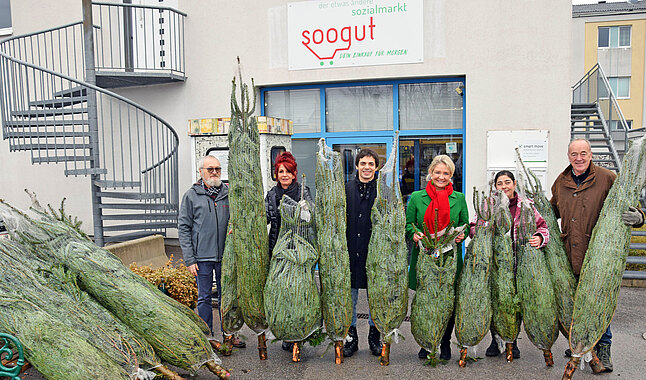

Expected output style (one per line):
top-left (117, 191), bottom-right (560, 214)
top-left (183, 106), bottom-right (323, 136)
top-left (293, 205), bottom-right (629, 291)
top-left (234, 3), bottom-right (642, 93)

top-left (551, 138), bottom-right (643, 372)
top-left (179, 155), bottom-right (244, 348)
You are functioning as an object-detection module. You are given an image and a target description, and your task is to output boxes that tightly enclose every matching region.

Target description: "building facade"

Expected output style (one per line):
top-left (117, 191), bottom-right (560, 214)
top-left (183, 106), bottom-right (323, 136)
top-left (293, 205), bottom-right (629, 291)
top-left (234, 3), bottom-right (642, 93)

top-left (0, 0), bottom-right (572, 239)
top-left (573, 0), bottom-right (646, 130)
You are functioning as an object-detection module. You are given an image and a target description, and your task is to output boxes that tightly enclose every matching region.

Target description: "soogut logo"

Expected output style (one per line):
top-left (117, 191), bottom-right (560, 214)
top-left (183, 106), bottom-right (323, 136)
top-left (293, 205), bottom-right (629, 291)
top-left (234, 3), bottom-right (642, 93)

top-left (301, 17), bottom-right (376, 63)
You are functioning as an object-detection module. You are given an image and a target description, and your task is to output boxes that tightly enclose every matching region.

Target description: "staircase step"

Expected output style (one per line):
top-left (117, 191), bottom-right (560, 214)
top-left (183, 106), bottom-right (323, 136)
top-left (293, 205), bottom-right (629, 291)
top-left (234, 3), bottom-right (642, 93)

top-left (93, 180), bottom-right (142, 188)
top-left (99, 203), bottom-right (175, 210)
top-left (101, 212), bottom-right (178, 221)
top-left (32, 155), bottom-right (92, 164)
top-left (64, 168), bottom-right (107, 176)
top-left (571, 103), bottom-right (597, 108)
top-left (103, 221), bottom-right (177, 232)
top-left (4, 119), bottom-right (89, 127)
top-left (12, 108), bottom-right (88, 118)
top-left (29, 96), bottom-right (87, 108)
top-left (630, 242), bottom-right (646, 250)
top-left (11, 143), bottom-right (90, 151)
top-left (54, 86), bottom-right (87, 98)
top-left (6, 131), bottom-right (90, 139)
top-left (103, 231), bottom-right (162, 244)
top-left (96, 191), bottom-right (166, 200)
top-left (626, 256), bottom-right (646, 264)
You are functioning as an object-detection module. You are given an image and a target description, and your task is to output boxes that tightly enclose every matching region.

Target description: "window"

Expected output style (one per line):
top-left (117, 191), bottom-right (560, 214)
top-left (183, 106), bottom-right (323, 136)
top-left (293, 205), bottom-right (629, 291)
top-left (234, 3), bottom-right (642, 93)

top-left (610, 120), bottom-right (632, 131)
top-left (599, 77), bottom-right (630, 98)
top-left (325, 85), bottom-right (393, 132)
top-left (265, 89), bottom-right (320, 133)
top-left (0, 0), bottom-right (11, 36)
top-left (598, 26), bottom-right (631, 48)
top-left (399, 82), bottom-right (464, 130)
top-left (609, 77), bottom-right (630, 98)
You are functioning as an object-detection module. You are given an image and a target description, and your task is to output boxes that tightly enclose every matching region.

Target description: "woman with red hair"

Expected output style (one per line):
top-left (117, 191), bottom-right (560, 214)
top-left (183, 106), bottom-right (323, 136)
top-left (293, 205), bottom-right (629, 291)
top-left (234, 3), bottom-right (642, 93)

top-left (264, 151), bottom-right (313, 351)
top-left (265, 151), bottom-right (313, 257)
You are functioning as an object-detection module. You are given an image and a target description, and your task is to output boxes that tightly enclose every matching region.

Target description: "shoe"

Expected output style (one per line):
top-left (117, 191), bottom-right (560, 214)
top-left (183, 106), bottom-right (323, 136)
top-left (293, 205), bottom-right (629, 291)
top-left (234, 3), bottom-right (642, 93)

top-left (230, 335), bottom-right (245, 348)
top-left (511, 340), bottom-right (520, 359)
top-left (595, 343), bottom-right (613, 373)
top-left (368, 326), bottom-right (382, 356)
top-left (343, 326), bottom-right (358, 358)
top-left (439, 342), bottom-right (451, 360)
top-left (418, 347), bottom-right (429, 359)
top-left (282, 341), bottom-right (293, 351)
top-left (564, 348), bottom-right (572, 357)
top-left (486, 337), bottom-right (501, 357)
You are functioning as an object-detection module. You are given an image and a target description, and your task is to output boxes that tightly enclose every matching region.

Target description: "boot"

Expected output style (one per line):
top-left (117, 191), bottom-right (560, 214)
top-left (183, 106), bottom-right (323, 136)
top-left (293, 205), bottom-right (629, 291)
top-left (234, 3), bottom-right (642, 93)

top-left (485, 333), bottom-right (501, 357)
top-left (439, 317), bottom-right (454, 360)
top-left (511, 339), bottom-right (520, 359)
top-left (343, 325), bottom-right (358, 358)
top-left (595, 343), bottom-right (613, 373)
top-left (368, 326), bottom-right (382, 356)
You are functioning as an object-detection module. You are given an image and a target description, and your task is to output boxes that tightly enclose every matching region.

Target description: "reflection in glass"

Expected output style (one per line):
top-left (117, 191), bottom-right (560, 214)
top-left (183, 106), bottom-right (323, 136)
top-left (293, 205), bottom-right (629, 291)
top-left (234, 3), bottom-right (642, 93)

top-left (399, 82), bottom-right (463, 130)
top-left (326, 85), bottom-right (393, 132)
top-left (265, 89), bottom-right (320, 133)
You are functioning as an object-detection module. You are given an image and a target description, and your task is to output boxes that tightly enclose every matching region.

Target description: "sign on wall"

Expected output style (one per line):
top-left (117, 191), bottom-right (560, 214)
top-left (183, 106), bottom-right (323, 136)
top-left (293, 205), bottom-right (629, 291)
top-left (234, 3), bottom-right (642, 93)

top-left (486, 130), bottom-right (549, 192)
top-left (287, 0), bottom-right (423, 70)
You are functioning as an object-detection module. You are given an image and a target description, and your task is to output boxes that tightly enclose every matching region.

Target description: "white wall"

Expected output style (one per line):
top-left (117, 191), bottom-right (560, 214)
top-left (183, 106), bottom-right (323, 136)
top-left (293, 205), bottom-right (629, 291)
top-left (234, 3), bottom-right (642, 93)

top-left (0, 0), bottom-right (572, 233)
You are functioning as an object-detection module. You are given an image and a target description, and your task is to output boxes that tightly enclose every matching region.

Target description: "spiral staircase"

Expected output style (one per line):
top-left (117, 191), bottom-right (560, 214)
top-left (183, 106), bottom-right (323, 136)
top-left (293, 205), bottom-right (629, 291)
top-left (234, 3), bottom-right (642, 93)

top-left (0, 1), bottom-right (186, 246)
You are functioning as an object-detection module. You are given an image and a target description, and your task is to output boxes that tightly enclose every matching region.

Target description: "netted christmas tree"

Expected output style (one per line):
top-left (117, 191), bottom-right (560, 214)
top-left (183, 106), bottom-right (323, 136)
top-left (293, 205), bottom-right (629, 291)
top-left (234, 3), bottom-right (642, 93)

top-left (227, 58), bottom-right (270, 359)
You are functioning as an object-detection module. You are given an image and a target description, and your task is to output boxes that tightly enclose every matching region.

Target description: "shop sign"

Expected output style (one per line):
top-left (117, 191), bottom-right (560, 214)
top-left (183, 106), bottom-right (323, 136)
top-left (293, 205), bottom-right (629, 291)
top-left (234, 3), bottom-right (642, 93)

top-left (287, 0), bottom-right (423, 70)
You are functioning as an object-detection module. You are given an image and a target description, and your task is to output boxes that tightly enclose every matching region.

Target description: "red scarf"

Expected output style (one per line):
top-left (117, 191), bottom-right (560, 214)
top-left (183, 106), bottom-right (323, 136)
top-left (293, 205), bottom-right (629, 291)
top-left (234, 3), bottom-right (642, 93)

top-left (424, 181), bottom-right (453, 234)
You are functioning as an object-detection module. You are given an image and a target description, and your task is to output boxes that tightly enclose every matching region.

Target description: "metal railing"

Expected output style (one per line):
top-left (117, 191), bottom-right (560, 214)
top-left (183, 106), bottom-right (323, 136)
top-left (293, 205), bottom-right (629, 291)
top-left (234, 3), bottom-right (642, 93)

top-left (0, 20), bottom-right (179, 244)
top-left (93, 2), bottom-right (186, 75)
top-left (572, 63), bottom-right (630, 162)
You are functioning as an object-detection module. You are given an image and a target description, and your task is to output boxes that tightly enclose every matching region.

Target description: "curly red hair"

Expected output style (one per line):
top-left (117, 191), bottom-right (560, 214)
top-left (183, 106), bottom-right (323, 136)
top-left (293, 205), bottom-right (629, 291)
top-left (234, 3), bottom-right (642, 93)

top-left (274, 151), bottom-right (297, 179)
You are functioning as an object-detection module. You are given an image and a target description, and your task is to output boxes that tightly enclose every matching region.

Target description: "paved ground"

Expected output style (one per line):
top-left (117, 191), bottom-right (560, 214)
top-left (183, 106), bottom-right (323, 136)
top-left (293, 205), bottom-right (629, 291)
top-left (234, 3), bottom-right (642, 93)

top-left (18, 286), bottom-right (646, 379)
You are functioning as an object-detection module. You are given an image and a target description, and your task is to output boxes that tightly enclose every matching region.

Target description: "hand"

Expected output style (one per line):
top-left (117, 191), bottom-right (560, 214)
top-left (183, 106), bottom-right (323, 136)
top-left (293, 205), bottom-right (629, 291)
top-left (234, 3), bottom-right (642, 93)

top-left (455, 233), bottom-right (465, 244)
top-left (621, 206), bottom-right (644, 226)
top-left (529, 235), bottom-right (542, 248)
top-left (298, 199), bottom-right (310, 212)
top-left (188, 263), bottom-right (198, 276)
top-left (413, 231), bottom-right (424, 243)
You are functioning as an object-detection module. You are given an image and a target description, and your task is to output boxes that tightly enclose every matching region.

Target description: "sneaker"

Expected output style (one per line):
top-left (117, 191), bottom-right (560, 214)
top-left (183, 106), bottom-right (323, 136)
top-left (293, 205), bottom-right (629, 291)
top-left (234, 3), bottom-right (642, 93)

top-left (282, 341), bottom-right (293, 351)
top-left (418, 347), bottom-right (429, 359)
top-left (511, 340), bottom-right (520, 359)
top-left (595, 343), bottom-right (613, 373)
top-left (368, 326), bottom-right (382, 356)
top-left (564, 348), bottom-right (572, 357)
top-left (486, 338), bottom-right (501, 357)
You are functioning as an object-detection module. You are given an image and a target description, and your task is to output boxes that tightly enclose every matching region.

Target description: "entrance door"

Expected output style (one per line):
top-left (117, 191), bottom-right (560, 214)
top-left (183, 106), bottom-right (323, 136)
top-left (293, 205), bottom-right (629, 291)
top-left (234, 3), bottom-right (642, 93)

top-left (327, 137), bottom-right (392, 183)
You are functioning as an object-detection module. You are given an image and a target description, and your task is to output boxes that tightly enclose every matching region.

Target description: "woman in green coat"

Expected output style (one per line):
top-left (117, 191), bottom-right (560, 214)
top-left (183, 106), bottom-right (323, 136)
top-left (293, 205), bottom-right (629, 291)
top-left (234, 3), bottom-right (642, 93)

top-left (405, 154), bottom-right (469, 360)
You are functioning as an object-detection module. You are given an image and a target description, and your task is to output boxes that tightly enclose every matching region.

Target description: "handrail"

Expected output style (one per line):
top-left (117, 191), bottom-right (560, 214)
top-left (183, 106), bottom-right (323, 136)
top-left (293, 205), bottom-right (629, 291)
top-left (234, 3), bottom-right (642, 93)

top-left (0, 22), bottom-right (84, 45)
top-left (92, 1), bottom-right (188, 17)
top-left (597, 64), bottom-right (631, 132)
top-left (0, 50), bottom-right (179, 155)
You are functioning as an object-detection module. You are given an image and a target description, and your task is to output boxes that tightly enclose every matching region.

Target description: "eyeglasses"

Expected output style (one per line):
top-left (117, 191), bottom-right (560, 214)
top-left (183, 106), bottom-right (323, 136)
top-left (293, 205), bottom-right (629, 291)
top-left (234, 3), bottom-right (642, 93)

top-left (201, 167), bottom-right (222, 173)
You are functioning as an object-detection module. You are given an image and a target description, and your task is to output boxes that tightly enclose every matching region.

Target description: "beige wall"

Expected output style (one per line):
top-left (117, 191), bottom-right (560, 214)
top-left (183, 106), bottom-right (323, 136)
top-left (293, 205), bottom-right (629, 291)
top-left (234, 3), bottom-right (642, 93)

top-left (0, 0), bottom-right (572, 234)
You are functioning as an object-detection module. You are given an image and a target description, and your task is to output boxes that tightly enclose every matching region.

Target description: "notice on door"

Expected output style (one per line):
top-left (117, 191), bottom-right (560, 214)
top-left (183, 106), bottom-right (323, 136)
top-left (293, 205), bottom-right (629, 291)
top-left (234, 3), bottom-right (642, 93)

top-left (287, 0), bottom-right (423, 70)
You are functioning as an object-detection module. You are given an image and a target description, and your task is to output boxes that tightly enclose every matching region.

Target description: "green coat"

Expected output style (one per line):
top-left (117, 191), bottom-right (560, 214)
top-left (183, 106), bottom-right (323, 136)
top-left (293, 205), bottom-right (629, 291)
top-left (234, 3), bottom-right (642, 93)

top-left (405, 189), bottom-right (469, 290)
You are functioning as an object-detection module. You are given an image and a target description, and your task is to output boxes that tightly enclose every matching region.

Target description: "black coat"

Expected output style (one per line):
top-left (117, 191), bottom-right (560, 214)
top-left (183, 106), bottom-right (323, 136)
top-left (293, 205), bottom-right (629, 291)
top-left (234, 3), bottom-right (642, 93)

top-left (345, 172), bottom-right (377, 289)
top-left (265, 182), bottom-right (313, 256)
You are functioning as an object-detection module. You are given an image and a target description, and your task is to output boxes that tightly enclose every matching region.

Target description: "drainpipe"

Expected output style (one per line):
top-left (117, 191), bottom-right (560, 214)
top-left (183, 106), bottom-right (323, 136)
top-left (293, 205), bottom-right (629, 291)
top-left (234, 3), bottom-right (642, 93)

top-left (83, 0), bottom-right (105, 246)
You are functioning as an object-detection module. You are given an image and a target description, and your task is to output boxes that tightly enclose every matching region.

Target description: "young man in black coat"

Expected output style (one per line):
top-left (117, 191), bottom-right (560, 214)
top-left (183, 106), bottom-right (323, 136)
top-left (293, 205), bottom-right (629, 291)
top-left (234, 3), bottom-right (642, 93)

top-left (343, 148), bottom-right (382, 358)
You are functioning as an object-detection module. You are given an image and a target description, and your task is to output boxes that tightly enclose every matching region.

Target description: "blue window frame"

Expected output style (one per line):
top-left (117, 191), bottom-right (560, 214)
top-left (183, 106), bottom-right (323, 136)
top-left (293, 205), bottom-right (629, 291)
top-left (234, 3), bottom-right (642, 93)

top-left (261, 77), bottom-right (466, 193)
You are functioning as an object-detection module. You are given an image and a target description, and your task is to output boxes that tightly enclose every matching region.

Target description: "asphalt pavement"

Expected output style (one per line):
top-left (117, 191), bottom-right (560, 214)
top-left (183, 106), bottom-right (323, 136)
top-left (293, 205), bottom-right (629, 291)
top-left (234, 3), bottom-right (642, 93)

top-left (19, 286), bottom-right (646, 379)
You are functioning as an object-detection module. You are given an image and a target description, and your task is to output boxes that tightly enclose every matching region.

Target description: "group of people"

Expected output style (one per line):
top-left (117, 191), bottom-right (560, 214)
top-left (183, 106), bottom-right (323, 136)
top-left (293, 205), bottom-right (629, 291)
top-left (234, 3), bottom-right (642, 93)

top-left (178, 138), bottom-right (645, 372)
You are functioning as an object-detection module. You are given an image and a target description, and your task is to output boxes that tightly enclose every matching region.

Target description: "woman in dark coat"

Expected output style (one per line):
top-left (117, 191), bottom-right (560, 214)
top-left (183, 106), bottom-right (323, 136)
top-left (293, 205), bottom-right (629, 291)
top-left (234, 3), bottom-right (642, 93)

top-left (264, 152), bottom-right (312, 350)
